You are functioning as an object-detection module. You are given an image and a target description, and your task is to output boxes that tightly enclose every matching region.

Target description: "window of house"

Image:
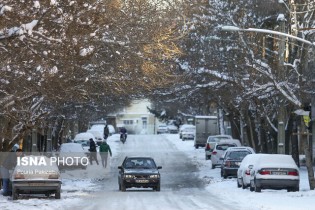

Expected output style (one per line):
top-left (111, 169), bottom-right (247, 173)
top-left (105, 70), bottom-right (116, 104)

top-left (123, 120), bottom-right (133, 125)
top-left (141, 117), bottom-right (147, 129)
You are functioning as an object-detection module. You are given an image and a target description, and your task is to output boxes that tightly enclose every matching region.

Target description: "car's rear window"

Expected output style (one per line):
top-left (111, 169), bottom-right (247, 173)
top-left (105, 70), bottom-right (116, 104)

top-left (216, 144), bottom-right (236, 150)
top-left (227, 151), bottom-right (251, 160)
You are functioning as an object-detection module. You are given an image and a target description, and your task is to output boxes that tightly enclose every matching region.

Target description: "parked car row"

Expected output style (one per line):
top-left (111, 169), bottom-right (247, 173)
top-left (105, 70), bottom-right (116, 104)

top-left (157, 124), bottom-right (180, 134)
top-left (203, 133), bottom-right (300, 193)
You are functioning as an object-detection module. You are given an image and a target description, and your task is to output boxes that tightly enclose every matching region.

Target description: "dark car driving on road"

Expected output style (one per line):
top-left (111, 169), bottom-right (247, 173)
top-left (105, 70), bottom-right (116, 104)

top-left (118, 156), bottom-right (162, 191)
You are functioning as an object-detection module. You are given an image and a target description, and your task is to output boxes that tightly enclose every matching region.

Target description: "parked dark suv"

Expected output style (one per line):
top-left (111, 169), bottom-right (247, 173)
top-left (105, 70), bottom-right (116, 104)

top-left (220, 147), bottom-right (255, 179)
top-left (118, 156), bottom-right (162, 191)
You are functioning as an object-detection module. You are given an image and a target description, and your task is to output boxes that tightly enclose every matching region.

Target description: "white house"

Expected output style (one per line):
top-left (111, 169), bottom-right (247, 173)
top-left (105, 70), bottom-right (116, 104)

top-left (115, 99), bottom-right (157, 134)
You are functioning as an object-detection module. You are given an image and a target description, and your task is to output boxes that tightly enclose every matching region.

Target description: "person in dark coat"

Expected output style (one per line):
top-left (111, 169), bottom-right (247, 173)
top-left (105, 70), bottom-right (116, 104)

top-left (120, 127), bottom-right (127, 141)
top-left (103, 125), bottom-right (110, 140)
top-left (89, 138), bottom-right (99, 165)
top-left (0, 148), bottom-right (23, 196)
top-left (99, 140), bottom-right (112, 168)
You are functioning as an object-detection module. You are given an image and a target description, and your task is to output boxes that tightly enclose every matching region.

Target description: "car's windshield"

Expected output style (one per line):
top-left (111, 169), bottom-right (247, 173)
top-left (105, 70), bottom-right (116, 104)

top-left (124, 158), bottom-right (157, 169)
top-left (227, 151), bottom-right (251, 160)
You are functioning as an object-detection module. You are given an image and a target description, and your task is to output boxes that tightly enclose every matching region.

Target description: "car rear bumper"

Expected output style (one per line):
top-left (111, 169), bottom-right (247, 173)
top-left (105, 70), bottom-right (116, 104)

top-left (222, 167), bottom-right (238, 177)
top-left (12, 181), bottom-right (61, 193)
top-left (255, 178), bottom-right (299, 189)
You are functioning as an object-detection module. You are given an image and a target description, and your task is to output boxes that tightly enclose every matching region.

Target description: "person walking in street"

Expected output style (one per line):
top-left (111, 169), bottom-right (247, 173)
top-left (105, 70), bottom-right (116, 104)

top-left (0, 148), bottom-right (23, 196)
top-left (103, 125), bottom-right (110, 140)
top-left (99, 140), bottom-right (112, 168)
top-left (120, 127), bottom-right (127, 141)
top-left (88, 138), bottom-right (99, 165)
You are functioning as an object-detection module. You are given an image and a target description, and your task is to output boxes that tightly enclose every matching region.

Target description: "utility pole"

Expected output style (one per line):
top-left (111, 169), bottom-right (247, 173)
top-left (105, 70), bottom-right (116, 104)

top-left (277, 18), bottom-right (286, 154)
top-left (312, 97), bottom-right (315, 163)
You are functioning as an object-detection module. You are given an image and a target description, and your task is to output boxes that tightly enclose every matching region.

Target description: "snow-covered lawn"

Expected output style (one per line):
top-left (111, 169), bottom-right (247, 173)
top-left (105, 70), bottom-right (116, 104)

top-left (164, 134), bottom-right (315, 210)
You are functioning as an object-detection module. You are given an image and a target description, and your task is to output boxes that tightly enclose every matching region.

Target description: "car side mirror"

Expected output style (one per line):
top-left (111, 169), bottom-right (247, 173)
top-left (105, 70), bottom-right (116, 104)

top-left (157, 166), bottom-right (162, 169)
top-left (118, 166), bottom-right (122, 170)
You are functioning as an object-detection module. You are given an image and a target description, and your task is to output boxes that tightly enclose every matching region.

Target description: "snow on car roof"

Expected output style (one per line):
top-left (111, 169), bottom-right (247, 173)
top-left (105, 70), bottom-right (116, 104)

top-left (90, 124), bottom-right (105, 130)
top-left (255, 154), bottom-right (298, 169)
top-left (74, 132), bottom-right (95, 140)
top-left (60, 143), bottom-right (85, 152)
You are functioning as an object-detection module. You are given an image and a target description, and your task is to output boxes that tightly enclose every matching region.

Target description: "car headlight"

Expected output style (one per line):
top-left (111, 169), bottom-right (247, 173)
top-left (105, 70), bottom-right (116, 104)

top-left (124, 174), bottom-right (135, 179)
top-left (149, 174), bottom-right (159, 179)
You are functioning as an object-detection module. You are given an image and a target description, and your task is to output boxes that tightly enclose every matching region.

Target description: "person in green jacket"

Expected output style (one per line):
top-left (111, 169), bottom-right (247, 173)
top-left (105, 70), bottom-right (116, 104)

top-left (99, 140), bottom-right (112, 168)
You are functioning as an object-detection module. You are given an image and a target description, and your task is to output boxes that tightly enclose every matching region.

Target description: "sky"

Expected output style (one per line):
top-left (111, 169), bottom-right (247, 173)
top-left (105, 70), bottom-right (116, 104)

top-left (1, 133), bottom-right (315, 210)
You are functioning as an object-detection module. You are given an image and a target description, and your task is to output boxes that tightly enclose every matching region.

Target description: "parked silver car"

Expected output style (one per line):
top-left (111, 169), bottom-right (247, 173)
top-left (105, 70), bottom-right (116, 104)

top-left (181, 126), bottom-right (196, 141)
top-left (249, 154), bottom-right (299, 192)
top-left (11, 155), bottom-right (62, 200)
top-left (57, 143), bottom-right (89, 169)
top-left (157, 125), bottom-right (168, 134)
top-left (204, 135), bottom-right (233, 160)
top-left (179, 124), bottom-right (195, 139)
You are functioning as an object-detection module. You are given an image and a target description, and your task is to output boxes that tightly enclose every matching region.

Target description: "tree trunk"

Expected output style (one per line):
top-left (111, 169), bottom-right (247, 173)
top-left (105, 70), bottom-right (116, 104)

top-left (302, 121), bottom-right (315, 190)
top-left (291, 120), bottom-right (300, 167)
top-left (246, 113), bottom-right (256, 150)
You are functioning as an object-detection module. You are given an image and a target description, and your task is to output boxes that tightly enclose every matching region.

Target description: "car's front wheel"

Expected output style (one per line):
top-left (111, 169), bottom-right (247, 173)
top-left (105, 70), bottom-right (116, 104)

top-left (222, 171), bottom-right (227, 179)
top-left (237, 179), bottom-right (241, 188)
top-left (249, 180), bottom-right (254, 192)
top-left (242, 179), bottom-right (247, 189)
top-left (121, 182), bottom-right (126, 192)
top-left (55, 188), bottom-right (61, 199)
top-left (12, 187), bottom-right (19, 200)
top-left (254, 180), bottom-right (261, 193)
top-left (155, 183), bottom-right (161, 191)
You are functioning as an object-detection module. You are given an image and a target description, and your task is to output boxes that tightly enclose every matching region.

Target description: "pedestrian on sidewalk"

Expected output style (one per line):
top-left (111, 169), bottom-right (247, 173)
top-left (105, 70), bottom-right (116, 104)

top-left (0, 147), bottom-right (23, 196)
top-left (99, 140), bottom-right (112, 168)
top-left (89, 138), bottom-right (99, 165)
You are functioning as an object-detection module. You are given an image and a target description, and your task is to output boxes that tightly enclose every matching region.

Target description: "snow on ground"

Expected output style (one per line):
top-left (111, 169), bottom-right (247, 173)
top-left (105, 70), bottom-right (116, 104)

top-left (164, 134), bottom-right (315, 210)
top-left (0, 134), bottom-right (121, 210)
top-left (1, 133), bottom-right (315, 210)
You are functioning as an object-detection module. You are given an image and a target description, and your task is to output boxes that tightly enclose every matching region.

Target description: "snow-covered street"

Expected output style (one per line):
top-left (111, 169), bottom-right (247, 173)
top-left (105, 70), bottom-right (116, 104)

top-left (1, 134), bottom-right (315, 210)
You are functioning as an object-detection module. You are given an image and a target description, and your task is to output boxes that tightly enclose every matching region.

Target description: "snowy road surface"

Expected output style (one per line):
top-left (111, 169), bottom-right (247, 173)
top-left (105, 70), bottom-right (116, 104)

top-left (1, 134), bottom-right (315, 210)
top-left (66, 134), bottom-right (243, 210)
